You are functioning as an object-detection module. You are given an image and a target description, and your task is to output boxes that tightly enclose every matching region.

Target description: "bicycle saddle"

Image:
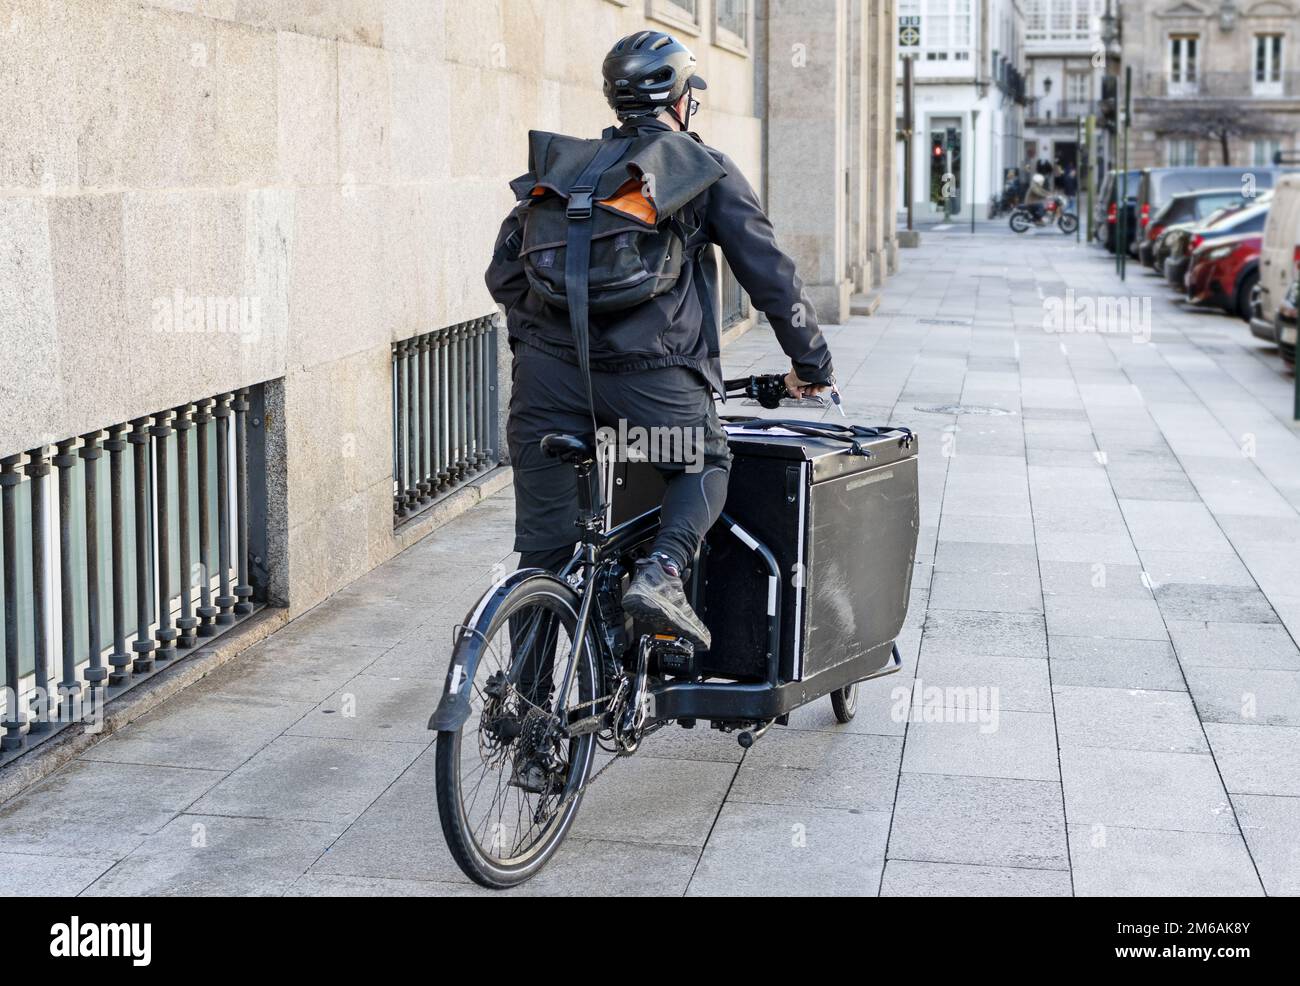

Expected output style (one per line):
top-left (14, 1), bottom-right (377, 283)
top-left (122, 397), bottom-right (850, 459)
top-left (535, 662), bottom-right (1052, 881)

top-left (540, 433), bottom-right (595, 465)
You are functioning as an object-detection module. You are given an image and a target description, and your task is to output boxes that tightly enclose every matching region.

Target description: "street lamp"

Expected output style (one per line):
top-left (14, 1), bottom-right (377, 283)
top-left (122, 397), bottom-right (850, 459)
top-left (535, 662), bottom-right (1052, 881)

top-left (1100, 0), bottom-right (1120, 56)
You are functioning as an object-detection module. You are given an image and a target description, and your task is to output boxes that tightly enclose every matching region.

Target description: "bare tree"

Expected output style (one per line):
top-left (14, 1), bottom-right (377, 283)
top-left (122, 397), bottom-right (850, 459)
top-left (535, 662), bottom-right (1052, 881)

top-left (1148, 101), bottom-right (1289, 165)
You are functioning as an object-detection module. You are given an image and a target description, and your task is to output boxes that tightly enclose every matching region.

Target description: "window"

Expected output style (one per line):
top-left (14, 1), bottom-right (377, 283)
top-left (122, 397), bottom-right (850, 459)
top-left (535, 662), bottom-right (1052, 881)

top-left (919, 0), bottom-right (973, 60)
top-left (1166, 139), bottom-right (1198, 166)
top-left (1253, 139), bottom-right (1282, 167)
top-left (715, 0), bottom-right (748, 48)
top-left (1027, 1), bottom-right (1099, 43)
top-left (1025, 0), bottom-right (1046, 39)
top-left (1066, 71), bottom-right (1090, 108)
top-left (1168, 34), bottom-right (1199, 95)
top-left (1254, 34), bottom-right (1283, 95)
top-left (647, 0), bottom-right (700, 34)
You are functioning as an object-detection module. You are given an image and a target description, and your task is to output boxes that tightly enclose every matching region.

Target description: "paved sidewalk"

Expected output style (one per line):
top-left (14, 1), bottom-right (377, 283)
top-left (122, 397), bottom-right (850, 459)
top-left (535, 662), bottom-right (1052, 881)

top-left (3, 227), bottom-right (1299, 896)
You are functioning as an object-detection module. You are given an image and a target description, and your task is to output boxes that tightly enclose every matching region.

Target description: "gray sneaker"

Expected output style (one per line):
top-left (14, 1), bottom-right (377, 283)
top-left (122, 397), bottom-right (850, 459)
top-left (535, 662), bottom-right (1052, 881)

top-left (621, 553), bottom-right (712, 650)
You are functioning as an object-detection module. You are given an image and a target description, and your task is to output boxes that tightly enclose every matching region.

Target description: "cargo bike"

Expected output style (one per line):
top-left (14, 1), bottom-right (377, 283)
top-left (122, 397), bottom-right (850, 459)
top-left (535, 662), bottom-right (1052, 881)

top-left (430, 375), bottom-right (920, 888)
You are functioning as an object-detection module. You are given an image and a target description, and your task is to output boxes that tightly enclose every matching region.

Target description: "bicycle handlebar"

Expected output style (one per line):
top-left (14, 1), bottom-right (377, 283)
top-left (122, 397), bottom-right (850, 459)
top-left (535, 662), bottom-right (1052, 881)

top-left (721, 373), bottom-right (790, 409)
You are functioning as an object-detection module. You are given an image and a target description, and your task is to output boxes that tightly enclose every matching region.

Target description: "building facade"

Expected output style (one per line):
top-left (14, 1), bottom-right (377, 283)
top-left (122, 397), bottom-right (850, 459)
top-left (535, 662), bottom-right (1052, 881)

top-left (1022, 0), bottom-right (1115, 178)
top-left (1119, 0), bottom-right (1300, 169)
top-left (0, 0), bottom-right (898, 759)
top-left (896, 0), bottom-right (1029, 217)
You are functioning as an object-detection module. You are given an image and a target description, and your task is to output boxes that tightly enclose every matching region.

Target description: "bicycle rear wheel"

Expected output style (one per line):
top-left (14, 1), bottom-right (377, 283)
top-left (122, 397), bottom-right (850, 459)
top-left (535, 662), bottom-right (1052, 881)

top-left (435, 575), bottom-right (598, 888)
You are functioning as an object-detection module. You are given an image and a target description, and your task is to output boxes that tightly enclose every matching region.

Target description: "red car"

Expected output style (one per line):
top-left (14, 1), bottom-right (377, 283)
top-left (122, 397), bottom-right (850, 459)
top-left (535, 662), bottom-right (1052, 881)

top-left (1185, 232), bottom-right (1262, 320)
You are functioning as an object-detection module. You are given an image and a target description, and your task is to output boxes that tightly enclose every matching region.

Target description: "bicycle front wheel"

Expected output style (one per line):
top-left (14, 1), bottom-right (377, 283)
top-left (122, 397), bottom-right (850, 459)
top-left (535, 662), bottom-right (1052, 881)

top-left (435, 574), bottom-right (598, 888)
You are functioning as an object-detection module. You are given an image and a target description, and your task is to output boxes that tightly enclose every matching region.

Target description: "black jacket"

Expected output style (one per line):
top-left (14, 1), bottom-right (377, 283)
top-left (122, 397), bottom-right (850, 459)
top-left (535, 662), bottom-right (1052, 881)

top-left (485, 118), bottom-right (833, 397)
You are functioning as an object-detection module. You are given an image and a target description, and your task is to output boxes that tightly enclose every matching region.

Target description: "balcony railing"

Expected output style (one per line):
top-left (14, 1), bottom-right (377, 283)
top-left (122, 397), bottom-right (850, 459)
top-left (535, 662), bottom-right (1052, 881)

top-left (1025, 99), bottom-right (1097, 123)
top-left (1, 388), bottom-right (268, 760)
top-left (1143, 70), bottom-right (1300, 99)
top-left (392, 316), bottom-right (500, 523)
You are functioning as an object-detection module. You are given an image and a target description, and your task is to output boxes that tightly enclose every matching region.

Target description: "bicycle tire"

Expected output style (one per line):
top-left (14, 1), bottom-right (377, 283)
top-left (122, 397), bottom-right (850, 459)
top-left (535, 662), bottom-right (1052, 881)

top-left (435, 574), bottom-right (599, 889)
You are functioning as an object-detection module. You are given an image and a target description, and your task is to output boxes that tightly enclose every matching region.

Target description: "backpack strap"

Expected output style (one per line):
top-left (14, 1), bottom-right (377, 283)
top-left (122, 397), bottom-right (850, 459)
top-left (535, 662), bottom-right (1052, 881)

top-left (563, 137), bottom-right (633, 480)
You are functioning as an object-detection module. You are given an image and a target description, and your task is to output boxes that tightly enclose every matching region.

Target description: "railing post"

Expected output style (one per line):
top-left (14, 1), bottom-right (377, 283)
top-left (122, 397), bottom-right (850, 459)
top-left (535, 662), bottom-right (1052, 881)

top-left (455, 323), bottom-right (468, 481)
top-left (152, 410), bottom-right (177, 664)
top-left (406, 339), bottom-right (419, 511)
top-left (53, 438), bottom-right (81, 714)
top-left (194, 399), bottom-right (217, 637)
top-left (0, 454), bottom-right (26, 752)
top-left (24, 448), bottom-right (52, 728)
top-left (103, 426), bottom-right (132, 685)
top-left (128, 418), bottom-right (155, 673)
top-left (394, 340), bottom-right (407, 517)
top-left (435, 329), bottom-right (449, 491)
top-left (448, 325), bottom-right (462, 482)
top-left (173, 406), bottom-right (198, 648)
top-left (417, 334), bottom-right (432, 504)
top-left (233, 388), bottom-right (253, 615)
top-left (466, 320), bottom-right (479, 473)
top-left (213, 393), bottom-right (236, 625)
top-left (79, 431), bottom-right (107, 692)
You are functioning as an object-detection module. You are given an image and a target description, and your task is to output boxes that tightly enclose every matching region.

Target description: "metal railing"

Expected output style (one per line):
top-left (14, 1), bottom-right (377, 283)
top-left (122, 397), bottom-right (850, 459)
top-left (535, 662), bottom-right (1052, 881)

top-left (392, 316), bottom-right (500, 522)
top-left (721, 260), bottom-right (750, 328)
top-left (1142, 71), bottom-right (1300, 99)
top-left (1025, 99), bottom-right (1097, 123)
top-left (0, 388), bottom-right (268, 759)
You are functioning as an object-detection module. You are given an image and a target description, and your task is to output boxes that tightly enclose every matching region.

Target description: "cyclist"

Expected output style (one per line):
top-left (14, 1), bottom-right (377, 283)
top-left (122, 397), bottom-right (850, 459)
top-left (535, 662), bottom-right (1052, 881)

top-left (486, 31), bottom-right (834, 649)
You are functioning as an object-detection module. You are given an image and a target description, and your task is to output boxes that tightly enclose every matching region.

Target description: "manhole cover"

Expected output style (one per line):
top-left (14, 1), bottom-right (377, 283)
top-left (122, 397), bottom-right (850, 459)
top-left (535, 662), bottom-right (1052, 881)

top-left (914, 404), bottom-right (1016, 416)
top-left (917, 317), bottom-right (974, 326)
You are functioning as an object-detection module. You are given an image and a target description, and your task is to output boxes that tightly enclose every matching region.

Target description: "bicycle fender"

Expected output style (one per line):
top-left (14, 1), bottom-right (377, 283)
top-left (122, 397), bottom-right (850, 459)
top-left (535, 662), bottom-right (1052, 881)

top-left (427, 568), bottom-right (575, 733)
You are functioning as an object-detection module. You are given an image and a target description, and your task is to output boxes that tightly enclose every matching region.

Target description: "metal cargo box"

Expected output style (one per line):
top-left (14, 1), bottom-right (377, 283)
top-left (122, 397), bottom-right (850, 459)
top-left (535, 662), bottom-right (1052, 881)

top-left (608, 421), bottom-right (920, 687)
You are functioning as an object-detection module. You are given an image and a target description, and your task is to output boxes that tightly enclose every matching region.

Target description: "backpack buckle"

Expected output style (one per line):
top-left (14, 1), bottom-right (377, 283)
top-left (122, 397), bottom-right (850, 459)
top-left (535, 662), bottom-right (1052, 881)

top-left (566, 185), bottom-right (595, 219)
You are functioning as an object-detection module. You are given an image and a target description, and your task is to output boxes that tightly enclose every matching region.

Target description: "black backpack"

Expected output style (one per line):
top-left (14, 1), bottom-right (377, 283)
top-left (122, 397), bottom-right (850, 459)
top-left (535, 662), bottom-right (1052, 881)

top-left (507, 127), bottom-right (727, 427)
top-left (509, 128), bottom-right (726, 315)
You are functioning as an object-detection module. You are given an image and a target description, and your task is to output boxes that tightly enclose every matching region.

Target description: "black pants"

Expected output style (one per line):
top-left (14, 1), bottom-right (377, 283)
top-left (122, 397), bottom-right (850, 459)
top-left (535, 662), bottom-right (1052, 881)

top-left (508, 344), bottom-right (732, 574)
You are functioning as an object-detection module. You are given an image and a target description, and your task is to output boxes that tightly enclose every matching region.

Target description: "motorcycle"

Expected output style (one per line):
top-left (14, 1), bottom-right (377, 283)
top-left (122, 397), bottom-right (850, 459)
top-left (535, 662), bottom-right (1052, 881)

top-left (1009, 195), bottom-right (1077, 235)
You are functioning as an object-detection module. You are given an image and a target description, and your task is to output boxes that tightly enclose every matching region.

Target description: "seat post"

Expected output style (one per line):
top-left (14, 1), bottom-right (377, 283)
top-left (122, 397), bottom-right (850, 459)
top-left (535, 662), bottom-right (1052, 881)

top-left (572, 461), bottom-right (603, 541)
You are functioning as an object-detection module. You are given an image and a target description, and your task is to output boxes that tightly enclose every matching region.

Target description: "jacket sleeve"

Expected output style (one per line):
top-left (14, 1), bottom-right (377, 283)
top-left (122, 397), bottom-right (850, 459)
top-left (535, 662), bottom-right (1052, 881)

top-left (704, 153), bottom-right (834, 384)
top-left (484, 202), bottom-right (530, 312)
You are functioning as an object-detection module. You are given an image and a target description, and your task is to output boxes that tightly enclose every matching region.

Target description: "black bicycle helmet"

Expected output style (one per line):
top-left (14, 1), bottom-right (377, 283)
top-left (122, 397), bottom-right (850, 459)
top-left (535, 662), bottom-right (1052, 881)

top-left (602, 31), bottom-right (707, 120)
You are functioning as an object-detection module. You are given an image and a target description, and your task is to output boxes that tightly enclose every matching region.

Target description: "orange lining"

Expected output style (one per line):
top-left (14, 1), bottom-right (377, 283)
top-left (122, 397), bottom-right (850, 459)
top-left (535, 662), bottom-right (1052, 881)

top-left (597, 178), bottom-right (657, 224)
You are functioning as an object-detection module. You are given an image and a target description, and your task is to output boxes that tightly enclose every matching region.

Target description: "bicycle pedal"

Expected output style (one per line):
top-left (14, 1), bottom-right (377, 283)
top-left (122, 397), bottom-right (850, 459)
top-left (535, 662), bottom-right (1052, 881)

top-left (643, 633), bottom-right (696, 677)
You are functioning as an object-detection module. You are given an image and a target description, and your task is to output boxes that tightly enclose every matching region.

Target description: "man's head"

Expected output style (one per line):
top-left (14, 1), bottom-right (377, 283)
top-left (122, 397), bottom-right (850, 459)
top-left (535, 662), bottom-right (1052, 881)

top-left (602, 31), bottom-right (706, 130)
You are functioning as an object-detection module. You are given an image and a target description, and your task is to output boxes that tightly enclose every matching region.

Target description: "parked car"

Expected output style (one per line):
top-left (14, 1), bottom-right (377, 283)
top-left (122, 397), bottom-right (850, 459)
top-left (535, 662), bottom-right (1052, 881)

top-left (1131, 166), bottom-right (1280, 259)
top-left (1144, 188), bottom-right (1251, 270)
top-left (1166, 197), bottom-right (1271, 290)
top-left (1095, 169), bottom-right (1139, 253)
top-left (1249, 173), bottom-right (1300, 345)
top-left (1276, 277), bottom-right (1297, 364)
top-left (1186, 224), bottom-right (1265, 320)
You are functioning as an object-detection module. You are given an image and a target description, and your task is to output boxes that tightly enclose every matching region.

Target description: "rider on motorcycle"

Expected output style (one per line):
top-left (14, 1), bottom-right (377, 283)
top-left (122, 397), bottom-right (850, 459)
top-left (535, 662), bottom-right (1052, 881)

top-left (1024, 173), bottom-right (1050, 222)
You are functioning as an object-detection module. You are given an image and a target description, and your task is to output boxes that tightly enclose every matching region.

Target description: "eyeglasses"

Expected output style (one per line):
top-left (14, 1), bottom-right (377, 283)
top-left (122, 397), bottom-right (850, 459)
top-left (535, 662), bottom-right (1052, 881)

top-left (688, 96), bottom-right (700, 116)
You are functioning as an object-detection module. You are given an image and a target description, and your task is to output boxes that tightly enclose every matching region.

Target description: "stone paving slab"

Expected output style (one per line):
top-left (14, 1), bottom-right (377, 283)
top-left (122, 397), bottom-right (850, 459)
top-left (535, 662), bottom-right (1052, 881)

top-left (1068, 825), bottom-right (1263, 897)
top-left (4, 227), bottom-right (1300, 896)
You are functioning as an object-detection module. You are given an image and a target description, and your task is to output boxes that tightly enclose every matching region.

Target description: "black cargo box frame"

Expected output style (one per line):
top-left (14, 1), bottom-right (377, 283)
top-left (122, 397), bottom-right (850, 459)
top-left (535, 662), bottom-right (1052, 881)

top-left (604, 420), bottom-right (917, 726)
